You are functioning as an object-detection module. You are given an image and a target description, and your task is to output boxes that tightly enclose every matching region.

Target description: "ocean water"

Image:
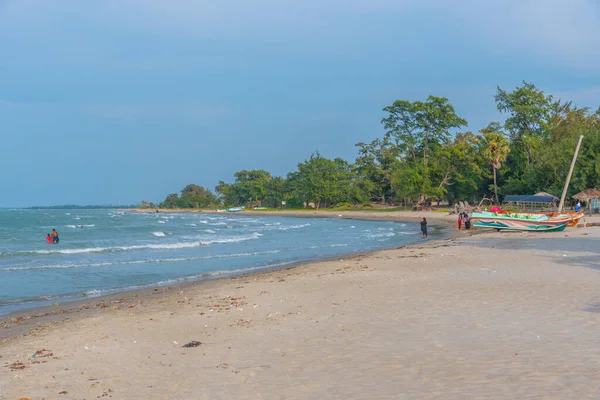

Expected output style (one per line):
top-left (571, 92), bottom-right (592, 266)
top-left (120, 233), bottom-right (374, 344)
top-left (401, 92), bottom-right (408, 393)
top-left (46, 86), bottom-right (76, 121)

top-left (0, 209), bottom-right (440, 315)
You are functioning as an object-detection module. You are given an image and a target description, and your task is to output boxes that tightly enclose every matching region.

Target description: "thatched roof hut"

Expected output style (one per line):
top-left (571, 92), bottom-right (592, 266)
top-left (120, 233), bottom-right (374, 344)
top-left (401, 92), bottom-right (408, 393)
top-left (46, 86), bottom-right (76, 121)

top-left (572, 189), bottom-right (600, 202)
top-left (573, 189), bottom-right (600, 214)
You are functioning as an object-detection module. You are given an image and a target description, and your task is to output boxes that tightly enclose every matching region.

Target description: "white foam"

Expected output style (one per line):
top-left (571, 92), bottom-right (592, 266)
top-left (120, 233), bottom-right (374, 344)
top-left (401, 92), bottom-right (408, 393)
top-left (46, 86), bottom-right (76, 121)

top-left (152, 232), bottom-right (166, 237)
top-left (24, 232), bottom-right (264, 256)
top-left (158, 220), bottom-right (167, 224)
top-left (199, 232), bottom-right (262, 245)
top-left (0, 262), bottom-right (113, 271)
top-left (278, 223), bottom-right (311, 231)
top-left (81, 259), bottom-right (298, 298)
top-left (204, 229), bottom-right (216, 234)
top-left (3, 249), bottom-right (284, 273)
top-left (366, 232), bottom-right (396, 238)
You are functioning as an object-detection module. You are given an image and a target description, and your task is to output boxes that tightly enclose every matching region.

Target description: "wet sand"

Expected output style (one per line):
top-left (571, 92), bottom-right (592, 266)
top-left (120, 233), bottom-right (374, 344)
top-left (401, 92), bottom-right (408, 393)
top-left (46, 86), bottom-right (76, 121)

top-left (1, 221), bottom-right (600, 399)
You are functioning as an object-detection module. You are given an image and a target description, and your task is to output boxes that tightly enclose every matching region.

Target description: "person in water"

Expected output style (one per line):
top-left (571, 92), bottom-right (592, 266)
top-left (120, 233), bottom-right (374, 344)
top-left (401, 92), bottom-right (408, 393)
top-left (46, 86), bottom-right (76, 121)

top-left (420, 217), bottom-right (428, 238)
top-left (46, 233), bottom-right (52, 244)
top-left (51, 228), bottom-right (59, 244)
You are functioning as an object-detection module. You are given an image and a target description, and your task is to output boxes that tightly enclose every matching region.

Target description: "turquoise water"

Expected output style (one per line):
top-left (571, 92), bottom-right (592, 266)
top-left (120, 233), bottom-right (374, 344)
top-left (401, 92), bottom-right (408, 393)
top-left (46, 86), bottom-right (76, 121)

top-left (0, 209), bottom-right (441, 315)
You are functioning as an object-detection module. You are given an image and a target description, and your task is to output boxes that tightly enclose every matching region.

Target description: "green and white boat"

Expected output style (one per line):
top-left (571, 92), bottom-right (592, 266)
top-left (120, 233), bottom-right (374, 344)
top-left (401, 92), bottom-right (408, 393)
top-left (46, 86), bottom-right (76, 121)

top-left (470, 211), bottom-right (570, 232)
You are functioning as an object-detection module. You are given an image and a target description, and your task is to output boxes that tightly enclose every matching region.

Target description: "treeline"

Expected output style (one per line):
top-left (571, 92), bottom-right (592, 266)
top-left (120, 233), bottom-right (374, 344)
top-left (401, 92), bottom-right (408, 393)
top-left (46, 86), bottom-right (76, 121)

top-left (148, 82), bottom-right (600, 210)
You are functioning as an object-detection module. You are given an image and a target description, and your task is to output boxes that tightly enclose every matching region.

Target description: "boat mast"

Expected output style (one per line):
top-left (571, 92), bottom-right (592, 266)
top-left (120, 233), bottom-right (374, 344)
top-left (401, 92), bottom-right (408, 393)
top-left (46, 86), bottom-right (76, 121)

top-left (558, 135), bottom-right (584, 213)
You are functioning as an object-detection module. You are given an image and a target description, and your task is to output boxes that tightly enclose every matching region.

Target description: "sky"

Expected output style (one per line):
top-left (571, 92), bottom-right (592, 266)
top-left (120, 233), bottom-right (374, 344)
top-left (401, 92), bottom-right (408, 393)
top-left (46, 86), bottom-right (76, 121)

top-left (1, 0), bottom-right (600, 207)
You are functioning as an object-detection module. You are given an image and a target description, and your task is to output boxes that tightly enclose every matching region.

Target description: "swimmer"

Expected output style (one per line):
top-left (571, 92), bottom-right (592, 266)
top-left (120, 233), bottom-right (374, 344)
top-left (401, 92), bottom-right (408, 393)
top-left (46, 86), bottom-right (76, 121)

top-left (51, 228), bottom-right (60, 244)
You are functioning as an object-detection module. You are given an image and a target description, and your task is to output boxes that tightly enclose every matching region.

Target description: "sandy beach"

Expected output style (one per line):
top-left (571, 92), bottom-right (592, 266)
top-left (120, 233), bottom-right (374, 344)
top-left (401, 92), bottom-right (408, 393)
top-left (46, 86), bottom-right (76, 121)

top-left (2, 216), bottom-right (600, 399)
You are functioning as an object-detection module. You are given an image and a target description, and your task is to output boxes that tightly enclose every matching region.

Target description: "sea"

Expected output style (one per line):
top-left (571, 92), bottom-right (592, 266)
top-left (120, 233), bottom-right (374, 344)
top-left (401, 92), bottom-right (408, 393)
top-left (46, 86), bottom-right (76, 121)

top-left (0, 209), bottom-right (441, 316)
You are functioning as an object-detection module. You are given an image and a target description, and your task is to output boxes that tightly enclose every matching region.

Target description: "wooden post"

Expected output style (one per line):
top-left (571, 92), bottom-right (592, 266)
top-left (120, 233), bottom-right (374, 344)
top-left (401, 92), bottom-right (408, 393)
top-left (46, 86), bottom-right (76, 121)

top-left (558, 135), bottom-right (584, 213)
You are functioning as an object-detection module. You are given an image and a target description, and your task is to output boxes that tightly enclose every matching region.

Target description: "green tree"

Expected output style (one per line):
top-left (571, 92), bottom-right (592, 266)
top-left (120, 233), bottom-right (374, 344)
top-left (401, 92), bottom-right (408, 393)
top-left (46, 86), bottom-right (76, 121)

top-left (495, 81), bottom-right (554, 192)
top-left (382, 95), bottom-right (467, 202)
top-left (160, 193), bottom-right (180, 208)
top-left (354, 137), bottom-right (399, 204)
top-left (435, 132), bottom-right (484, 205)
top-left (264, 176), bottom-right (287, 208)
top-left (289, 153), bottom-right (354, 208)
top-left (480, 123), bottom-right (511, 204)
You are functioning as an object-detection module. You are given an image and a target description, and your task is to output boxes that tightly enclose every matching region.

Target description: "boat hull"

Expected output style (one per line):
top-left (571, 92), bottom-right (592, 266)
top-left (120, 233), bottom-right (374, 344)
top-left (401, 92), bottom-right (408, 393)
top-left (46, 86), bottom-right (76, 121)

top-left (472, 220), bottom-right (568, 232)
top-left (535, 211), bottom-right (584, 227)
top-left (471, 211), bottom-right (570, 232)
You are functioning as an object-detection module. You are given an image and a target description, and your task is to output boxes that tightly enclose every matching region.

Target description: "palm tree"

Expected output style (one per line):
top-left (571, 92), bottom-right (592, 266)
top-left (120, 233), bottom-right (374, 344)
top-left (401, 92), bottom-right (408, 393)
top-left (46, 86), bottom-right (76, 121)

top-left (481, 124), bottom-right (511, 205)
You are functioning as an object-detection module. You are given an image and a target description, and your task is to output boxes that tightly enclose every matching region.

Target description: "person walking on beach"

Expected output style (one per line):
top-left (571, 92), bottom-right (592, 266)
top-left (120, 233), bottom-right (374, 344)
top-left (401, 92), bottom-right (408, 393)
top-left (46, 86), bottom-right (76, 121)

top-left (464, 213), bottom-right (471, 230)
top-left (51, 228), bottom-right (60, 244)
top-left (420, 217), bottom-right (428, 238)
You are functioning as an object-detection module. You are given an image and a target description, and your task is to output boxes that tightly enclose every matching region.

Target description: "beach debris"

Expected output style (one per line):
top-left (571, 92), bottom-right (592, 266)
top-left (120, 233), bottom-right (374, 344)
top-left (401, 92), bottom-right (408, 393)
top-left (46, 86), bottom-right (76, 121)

top-left (18, 398), bottom-right (32, 400)
top-left (173, 341), bottom-right (178, 345)
top-left (128, 305), bottom-right (135, 308)
top-left (182, 341), bottom-right (202, 348)
top-left (59, 391), bottom-right (68, 395)
top-left (9, 361), bottom-right (27, 370)
top-left (32, 349), bottom-right (53, 359)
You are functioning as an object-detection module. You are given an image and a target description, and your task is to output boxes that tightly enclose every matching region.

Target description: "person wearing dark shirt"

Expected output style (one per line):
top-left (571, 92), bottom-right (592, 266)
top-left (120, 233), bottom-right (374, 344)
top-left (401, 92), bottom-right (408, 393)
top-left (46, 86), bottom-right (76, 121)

top-left (420, 217), bottom-right (428, 238)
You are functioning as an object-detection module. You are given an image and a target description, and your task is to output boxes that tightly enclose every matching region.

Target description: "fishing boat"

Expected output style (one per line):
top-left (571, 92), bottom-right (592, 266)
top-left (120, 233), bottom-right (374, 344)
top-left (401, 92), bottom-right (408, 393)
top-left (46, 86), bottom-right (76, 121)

top-left (471, 211), bottom-right (570, 232)
top-left (474, 135), bottom-right (586, 233)
top-left (226, 207), bottom-right (244, 212)
top-left (535, 211), bottom-right (584, 227)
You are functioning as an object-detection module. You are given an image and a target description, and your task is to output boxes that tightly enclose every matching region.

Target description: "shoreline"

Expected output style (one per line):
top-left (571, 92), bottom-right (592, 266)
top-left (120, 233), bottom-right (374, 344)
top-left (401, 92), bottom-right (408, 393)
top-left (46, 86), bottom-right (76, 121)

top-left (125, 208), bottom-right (459, 223)
top-left (2, 225), bottom-right (599, 398)
top-left (4, 208), bottom-right (597, 340)
top-left (0, 216), bottom-right (455, 341)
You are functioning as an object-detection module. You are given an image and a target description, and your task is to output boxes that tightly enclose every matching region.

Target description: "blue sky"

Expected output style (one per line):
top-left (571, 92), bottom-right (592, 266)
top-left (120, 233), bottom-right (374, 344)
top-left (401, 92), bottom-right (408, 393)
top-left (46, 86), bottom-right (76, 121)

top-left (1, 0), bottom-right (599, 207)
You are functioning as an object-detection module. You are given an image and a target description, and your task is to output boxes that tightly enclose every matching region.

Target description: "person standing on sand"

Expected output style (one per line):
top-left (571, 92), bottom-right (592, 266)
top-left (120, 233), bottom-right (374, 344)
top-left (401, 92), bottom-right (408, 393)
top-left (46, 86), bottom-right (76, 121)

top-left (457, 213), bottom-right (463, 230)
top-left (420, 217), bottom-right (428, 238)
